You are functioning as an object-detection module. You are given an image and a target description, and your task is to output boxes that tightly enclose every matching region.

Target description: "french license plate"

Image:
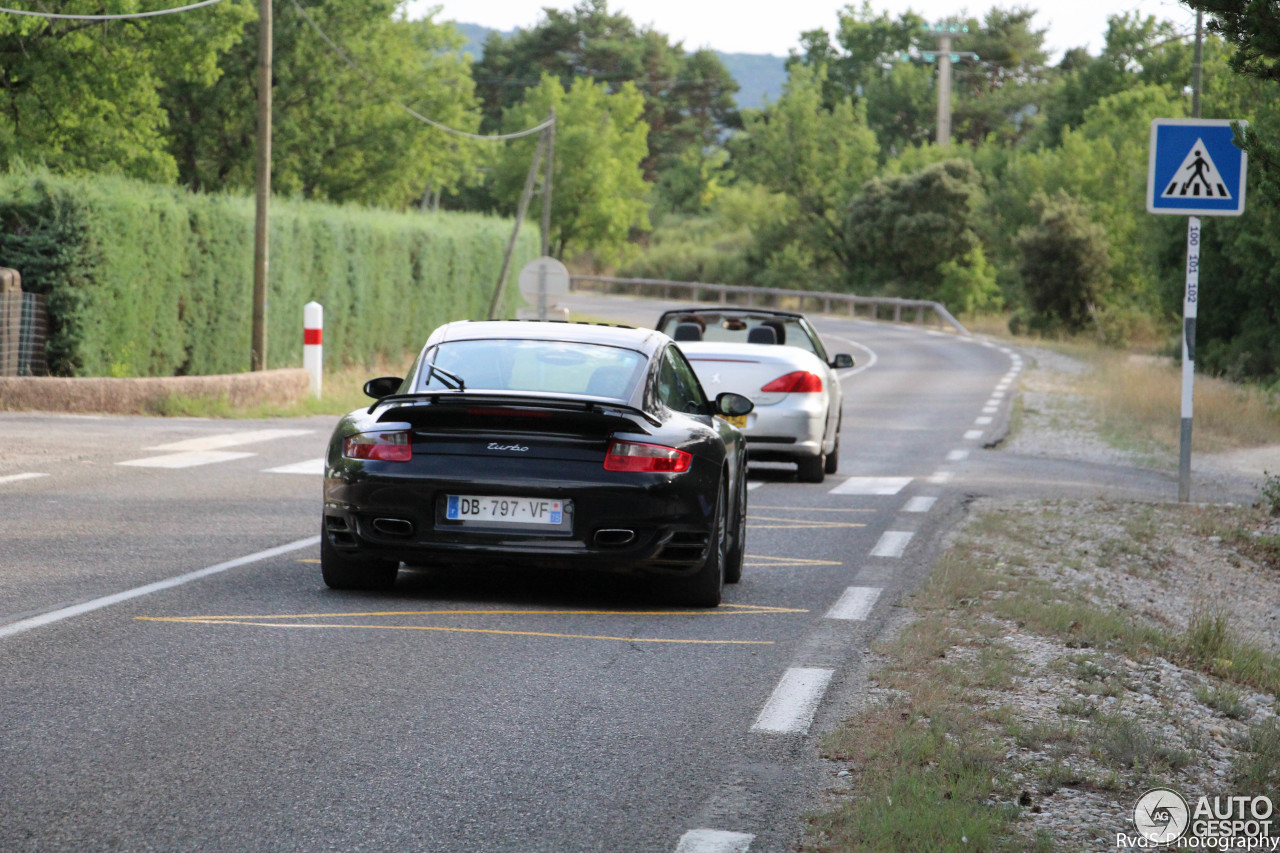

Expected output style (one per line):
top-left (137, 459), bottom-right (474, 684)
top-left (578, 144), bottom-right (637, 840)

top-left (721, 414), bottom-right (748, 428)
top-left (446, 494), bottom-right (566, 526)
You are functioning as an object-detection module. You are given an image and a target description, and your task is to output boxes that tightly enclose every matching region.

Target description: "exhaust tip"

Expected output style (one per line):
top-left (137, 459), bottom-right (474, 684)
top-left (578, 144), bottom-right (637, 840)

top-left (594, 528), bottom-right (636, 547)
top-left (372, 517), bottom-right (414, 537)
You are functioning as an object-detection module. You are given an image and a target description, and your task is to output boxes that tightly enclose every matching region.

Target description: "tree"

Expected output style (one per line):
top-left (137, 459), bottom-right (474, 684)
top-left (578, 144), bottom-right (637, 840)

top-left (160, 0), bottom-right (481, 207)
top-left (1017, 192), bottom-right (1112, 333)
top-left (787, 3), bottom-right (1052, 151)
top-left (845, 159), bottom-right (988, 302)
top-left (728, 64), bottom-right (878, 286)
top-left (0, 0), bottom-right (252, 182)
top-left (495, 75), bottom-right (649, 264)
top-left (472, 0), bottom-right (739, 185)
top-left (1185, 0), bottom-right (1280, 191)
top-left (1034, 13), bottom-right (1193, 148)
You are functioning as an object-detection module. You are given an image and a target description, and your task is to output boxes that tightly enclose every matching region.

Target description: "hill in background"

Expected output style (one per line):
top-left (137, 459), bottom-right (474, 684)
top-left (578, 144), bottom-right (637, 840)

top-left (451, 21), bottom-right (785, 109)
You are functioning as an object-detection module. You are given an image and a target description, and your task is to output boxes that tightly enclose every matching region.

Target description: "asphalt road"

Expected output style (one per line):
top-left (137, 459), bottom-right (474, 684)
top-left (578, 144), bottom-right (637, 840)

top-left (0, 295), bottom-right (1050, 852)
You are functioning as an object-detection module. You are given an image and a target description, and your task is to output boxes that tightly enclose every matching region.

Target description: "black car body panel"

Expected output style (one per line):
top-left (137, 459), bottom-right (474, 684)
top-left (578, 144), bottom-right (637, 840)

top-left (322, 321), bottom-right (750, 596)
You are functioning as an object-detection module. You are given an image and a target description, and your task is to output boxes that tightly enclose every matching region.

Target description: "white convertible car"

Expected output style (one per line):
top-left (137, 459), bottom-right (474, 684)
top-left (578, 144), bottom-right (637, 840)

top-left (655, 307), bottom-right (854, 483)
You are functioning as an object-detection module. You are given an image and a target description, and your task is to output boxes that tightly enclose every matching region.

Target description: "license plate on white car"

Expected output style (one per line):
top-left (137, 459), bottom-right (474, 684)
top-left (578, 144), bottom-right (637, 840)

top-left (445, 495), bottom-right (567, 527)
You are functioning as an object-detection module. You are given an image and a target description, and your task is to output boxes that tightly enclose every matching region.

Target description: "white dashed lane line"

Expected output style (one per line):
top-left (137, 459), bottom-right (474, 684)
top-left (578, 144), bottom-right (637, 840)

top-left (870, 531), bottom-right (913, 558)
top-left (751, 667), bottom-right (835, 735)
top-left (828, 476), bottom-right (912, 496)
top-left (824, 586), bottom-right (881, 621)
top-left (903, 496), bottom-right (937, 513)
top-left (0, 473), bottom-right (48, 485)
top-left (946, 449), bottom-right (970, 462)
top-left (674, 829), bottom-right (755, 853)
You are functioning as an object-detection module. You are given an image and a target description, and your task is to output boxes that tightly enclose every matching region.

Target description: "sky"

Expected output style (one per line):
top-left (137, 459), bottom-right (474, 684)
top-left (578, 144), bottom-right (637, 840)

top-left (406, 0), bottom-right (1199, 59)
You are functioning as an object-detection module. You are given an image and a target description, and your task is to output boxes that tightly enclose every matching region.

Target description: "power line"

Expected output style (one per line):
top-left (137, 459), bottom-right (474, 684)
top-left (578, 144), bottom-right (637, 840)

top-left (0, 0), bottom-right (224, 20)
top-left (287, 0), bottom-right (552, 141)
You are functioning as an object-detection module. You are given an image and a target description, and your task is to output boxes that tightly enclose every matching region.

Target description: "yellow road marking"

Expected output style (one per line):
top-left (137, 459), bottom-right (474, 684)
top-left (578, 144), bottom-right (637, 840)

top-left (137, 603), bottom-right (804, 621)
top-left (748, 515), bottom-right (866, 529)
top-left (750, 506), bottom-right (876, 512)
top-left (134, 618), bottom-right (773, 644)
top-left (134, 602), bottom-right (805, 645)
top-left (744, 555), bottom-right (843, 567)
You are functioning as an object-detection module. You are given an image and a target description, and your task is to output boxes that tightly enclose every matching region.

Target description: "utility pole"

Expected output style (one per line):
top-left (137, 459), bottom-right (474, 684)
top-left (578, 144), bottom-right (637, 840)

top-left (251, 0), bottom-right (272, 371)
top-left (1179, 10), bottom-right (1206, 502)
top-left (919, 24), bottom-right (978, 146)
top-left (540, 107), bottom-right (555, 257)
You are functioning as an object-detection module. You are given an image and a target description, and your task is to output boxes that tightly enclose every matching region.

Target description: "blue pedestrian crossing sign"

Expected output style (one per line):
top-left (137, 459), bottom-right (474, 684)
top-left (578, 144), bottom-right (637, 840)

top-left (1148, 118), bottom-right (1248, 216)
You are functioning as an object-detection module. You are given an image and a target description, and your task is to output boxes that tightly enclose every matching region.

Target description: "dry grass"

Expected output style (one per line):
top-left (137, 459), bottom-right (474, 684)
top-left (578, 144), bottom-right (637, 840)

top-left (1084, 351), bottom-right (1280, 453)
top-left (153, 353), bottom-right (417, 418)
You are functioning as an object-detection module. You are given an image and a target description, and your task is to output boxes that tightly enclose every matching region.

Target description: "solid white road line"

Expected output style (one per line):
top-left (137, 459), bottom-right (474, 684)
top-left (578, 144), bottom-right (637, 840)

top-left (822, 333), bottom-right (878, 378)
top-left (0, 473), bottom-right (48, 485)
top-left (829, 476), bottom-right (912, 496)
top-left (903, 496), bottom-right (937, 513)
top-left (870, 531), bottom-right (913, 558)
top-left (751, 667), bottom-right (834, 735)
top-left (946, 449), bottom-right (970, 462)
top-left (0, 536), bottom-right (320, 640)
top-left (264, 458), bottom-right (325, 475)
top-left (674, 829), bottom-right (755, 853)
top-left (118, 450), bottom-right (257, 469)
top-left (825, 586), bottom-right (881, 620)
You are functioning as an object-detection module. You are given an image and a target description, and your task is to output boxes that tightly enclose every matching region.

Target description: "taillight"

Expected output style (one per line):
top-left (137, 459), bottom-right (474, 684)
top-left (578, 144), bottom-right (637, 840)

top-left (343, 431), bottom-right (412, 462)
top-left (760, 371), bottom-right (823, 393)
top-left (603, 440), bottom-right (692, 473)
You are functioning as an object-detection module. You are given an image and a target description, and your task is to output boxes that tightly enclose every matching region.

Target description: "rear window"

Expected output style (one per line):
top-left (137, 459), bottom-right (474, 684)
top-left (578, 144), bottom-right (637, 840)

top-left (415, 339), bottom-right (645, 399)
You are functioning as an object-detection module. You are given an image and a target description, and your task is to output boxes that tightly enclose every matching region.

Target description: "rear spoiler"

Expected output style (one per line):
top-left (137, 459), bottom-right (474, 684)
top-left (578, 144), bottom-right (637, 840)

top-left (369, 391), bottom-right (661, 430)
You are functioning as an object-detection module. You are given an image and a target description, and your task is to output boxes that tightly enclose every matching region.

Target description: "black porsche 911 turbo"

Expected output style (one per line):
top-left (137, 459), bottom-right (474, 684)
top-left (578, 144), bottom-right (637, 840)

top-left (321, 320), bottom-right (754, 606)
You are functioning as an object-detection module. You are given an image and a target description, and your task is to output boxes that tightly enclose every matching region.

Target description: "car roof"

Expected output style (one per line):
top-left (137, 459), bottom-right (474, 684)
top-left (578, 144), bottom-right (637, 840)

top-left (427, 319), bottom-right (669, 355)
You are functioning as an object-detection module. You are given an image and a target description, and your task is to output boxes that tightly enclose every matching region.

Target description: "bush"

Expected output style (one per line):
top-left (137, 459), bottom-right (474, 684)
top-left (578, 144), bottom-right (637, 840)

top-left (0, 169), bottom-right (536, 376)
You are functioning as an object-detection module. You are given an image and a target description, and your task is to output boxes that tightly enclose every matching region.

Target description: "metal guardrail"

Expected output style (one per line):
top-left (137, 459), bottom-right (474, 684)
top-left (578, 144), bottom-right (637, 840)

top-left (569, 276), bottom-right (970, 336)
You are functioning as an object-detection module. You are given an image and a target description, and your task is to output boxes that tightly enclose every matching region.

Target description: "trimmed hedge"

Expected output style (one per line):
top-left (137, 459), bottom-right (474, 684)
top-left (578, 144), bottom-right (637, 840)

top-left (0, 170), bottom-right (537, 377)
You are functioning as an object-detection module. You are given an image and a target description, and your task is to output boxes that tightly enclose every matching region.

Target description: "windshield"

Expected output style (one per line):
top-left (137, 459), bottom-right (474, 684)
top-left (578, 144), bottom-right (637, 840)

top-left (415, 339), bottom-right (646, 400)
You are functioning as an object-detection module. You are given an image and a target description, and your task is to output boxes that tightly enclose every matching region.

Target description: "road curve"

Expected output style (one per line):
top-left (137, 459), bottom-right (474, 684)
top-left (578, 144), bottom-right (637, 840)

top-left (2, 294), bottom-right (1022, 852)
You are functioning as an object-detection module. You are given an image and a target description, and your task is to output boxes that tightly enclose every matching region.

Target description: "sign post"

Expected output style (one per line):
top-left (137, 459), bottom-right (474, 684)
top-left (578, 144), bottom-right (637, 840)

top-left (1147, 118), bottom-right (1247, 502)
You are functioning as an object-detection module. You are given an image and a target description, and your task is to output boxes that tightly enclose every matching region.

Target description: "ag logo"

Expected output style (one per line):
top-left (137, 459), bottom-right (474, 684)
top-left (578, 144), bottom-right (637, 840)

top-left (1134, 787), bottom-right (1190, 843)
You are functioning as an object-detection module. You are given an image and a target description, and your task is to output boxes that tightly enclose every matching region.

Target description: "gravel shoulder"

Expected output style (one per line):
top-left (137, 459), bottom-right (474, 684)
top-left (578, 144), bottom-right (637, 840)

top-left (808, 343), bottom-right (1280, 853)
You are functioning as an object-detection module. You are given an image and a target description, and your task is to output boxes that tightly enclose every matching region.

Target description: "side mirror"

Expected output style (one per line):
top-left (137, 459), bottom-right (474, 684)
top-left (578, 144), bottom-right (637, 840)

top-left (715, 392), bottom-right (754, 417)
top-left (363, 376), bottom-right (404, 399)
top-left (831, 353), bottom-right (855, 369)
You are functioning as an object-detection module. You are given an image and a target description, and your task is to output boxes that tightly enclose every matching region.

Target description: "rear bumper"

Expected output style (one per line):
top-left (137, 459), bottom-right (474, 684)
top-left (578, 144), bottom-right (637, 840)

top-left (322, 468), bottom-right (718, 576)
top-left (742, 403), bottom-right (826, 460)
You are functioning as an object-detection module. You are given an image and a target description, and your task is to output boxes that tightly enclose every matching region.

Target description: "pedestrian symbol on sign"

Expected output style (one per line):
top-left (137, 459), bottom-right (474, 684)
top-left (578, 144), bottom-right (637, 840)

top-left (1161, 139), bottom-right (1232, 200)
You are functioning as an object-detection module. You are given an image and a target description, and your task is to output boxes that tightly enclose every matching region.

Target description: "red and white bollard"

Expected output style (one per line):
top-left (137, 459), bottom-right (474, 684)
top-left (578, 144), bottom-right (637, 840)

top-left (304, 301), bottom-right (323, 399)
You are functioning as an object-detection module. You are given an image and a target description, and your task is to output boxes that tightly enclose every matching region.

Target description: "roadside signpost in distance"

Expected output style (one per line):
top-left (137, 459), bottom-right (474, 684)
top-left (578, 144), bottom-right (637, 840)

top-left (1147, 118), bottom-right (1248, 502)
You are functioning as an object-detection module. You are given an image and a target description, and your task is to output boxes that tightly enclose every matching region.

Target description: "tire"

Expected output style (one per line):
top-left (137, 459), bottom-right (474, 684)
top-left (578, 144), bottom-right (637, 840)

top-left (824, 417), bottom-right (841, 475)
top-left (797, 452), bottom-right (826, 483)
top-left (725, 463), bottom-right (747, 584)
top-left (671, 482), bottom-right (726, 607)
top-left (321, 528), bottom-right (399, 591)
